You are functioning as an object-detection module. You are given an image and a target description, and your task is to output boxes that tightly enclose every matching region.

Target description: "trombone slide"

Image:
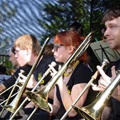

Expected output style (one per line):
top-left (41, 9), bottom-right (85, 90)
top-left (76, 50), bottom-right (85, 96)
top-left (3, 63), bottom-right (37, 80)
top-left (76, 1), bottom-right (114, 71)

top-left (73, 72), bottom-right (120, 120)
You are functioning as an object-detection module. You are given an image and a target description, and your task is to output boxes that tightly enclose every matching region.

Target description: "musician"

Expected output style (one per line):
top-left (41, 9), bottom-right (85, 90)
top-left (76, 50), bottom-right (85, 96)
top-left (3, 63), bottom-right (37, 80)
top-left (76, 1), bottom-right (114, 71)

top-left (0, 35), bottom-right (40, 93)
top-left (44, 30), bottom-right (93, 120)
top-left (17, 43), bottom-right (59, 120)
top-left (93, 7), bottom-right (120, 120)
top-left (0, 34), bottom-right (59, 120)
top-left (12, 36), bottom-right (57, 102)
top-left (69, 22), bottom-right (100, 73)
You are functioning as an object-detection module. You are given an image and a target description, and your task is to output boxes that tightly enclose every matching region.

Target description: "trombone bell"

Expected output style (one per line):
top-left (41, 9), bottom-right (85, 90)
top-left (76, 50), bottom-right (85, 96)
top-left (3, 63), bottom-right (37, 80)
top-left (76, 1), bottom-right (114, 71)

top-left (72, 101), bottom-right (103, 120)
top-left (72, 72), bottom-right (120, 120)
top-left (72, 93), bottom-right (106, 120)
top-left (26, 91), bottom-right (50, 112)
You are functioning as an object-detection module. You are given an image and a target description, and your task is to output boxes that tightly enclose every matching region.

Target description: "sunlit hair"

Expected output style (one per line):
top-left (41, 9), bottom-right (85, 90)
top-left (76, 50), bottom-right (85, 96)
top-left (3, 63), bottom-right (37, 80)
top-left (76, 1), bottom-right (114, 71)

top-left (13, 34), bottom-right (41, 56)
top-left (102, 6), bottom-right (120, 23)
top-left (53, 31), bottom-right (87, 62)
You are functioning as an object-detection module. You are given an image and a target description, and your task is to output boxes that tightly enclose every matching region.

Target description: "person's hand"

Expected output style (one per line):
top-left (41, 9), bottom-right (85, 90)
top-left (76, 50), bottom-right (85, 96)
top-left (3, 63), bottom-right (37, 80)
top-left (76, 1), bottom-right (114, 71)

top-left (18, 73), bottom-right (37, 89)
top-left (92, 65), bottom-right (116, 92)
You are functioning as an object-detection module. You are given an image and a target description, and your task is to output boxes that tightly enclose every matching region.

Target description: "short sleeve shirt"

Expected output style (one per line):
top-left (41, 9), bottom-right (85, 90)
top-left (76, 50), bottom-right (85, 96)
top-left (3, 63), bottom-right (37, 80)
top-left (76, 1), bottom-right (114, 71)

top-left (55, 62), bottom-right (93, 120)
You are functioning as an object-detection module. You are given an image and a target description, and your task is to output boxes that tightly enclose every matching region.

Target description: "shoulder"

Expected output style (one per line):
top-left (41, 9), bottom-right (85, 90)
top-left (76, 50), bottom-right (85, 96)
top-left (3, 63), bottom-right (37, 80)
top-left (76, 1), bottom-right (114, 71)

top-left (72, 62), bottom-right (92, 84)
top-left (19, 64), bottom-right (32, 76)
top-left (20, 64), bottom-right (32, 70)
top-left (75, 62), bottom-right (92, 75)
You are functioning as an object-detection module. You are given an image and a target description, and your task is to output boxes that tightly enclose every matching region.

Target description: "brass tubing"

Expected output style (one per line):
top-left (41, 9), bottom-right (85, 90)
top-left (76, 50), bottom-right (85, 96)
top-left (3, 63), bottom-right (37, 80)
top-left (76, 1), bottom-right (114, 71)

top-left (9, 61), bottom-right (56, 120)
top-left (9, 37), bottom-right (50, 120)
top-left (60, 59), bottom-right (109, 120)
top-left (25, 32), bottom-right (93, 113)
top-left (73, 71), bottom-right (120, 120)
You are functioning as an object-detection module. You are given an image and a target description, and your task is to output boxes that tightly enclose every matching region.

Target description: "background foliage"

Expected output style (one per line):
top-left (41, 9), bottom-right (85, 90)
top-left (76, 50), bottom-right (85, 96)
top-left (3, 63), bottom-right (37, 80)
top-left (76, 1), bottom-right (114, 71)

top-left (38, 0), bottom-right (120, 44)
top-left (0, 0), bottom-right (120, 72)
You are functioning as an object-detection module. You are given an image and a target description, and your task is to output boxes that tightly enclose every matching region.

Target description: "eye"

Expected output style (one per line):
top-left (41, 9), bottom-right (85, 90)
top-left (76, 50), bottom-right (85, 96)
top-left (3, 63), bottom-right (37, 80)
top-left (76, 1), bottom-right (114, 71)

top-left (109, 25), bottom-right (117, 29)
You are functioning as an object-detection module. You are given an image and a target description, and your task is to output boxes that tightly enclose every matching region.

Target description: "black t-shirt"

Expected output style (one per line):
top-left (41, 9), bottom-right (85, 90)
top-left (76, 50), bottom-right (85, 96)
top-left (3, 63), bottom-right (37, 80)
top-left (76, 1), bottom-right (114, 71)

top-left (3, 55), bottom-right (56, 89)
top-left (33, 55), bottom-right (56, 85)
top-left (3, 64), bottom-right (32, 89)
top-left (55, 62), bottom-right (93, 120)
top-left (106, 59), bottom-right (120, 120)
top-left (33, 55), bottom-right (57, 104)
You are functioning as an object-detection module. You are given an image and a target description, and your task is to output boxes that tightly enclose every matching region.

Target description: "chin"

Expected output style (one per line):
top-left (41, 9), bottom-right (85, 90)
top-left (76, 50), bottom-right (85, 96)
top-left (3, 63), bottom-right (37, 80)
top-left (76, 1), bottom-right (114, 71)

top-left (109, 44), bottom-right (114, 49)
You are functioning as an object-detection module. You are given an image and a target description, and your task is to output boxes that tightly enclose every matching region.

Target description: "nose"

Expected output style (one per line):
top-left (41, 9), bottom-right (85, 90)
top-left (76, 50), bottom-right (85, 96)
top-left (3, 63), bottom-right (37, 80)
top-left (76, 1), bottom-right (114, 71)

top-left (104, 28), bottom-right (110, 37)
top-left (52, 48), bottom-right (54, 53)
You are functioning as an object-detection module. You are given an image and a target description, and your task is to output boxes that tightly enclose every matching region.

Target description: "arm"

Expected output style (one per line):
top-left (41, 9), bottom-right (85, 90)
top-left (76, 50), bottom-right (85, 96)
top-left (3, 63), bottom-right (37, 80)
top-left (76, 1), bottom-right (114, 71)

top-left (101, 106), bottom-right (111, 120)
top-left (93, 66), bottom-right (120, 101)
top-left (112, 84), bottom-right (120, 101)
top-left (0, 84), bottom-right (6, 92)
top-left (50, 86), bottom-right (60, 115)
top-left (55, 76), bottom-right (89, 117)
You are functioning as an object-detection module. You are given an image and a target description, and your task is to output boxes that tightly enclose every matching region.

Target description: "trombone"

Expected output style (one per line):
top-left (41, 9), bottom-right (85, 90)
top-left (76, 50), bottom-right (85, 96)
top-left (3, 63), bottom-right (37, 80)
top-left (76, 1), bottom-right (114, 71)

top-left (0, 37), bottom-right (50, 118)
top-left (60, 59), bottom-right (109, 120)
top-left (72, 71), bottom-right (120, 120)
top-left (24, 32), bottom-right (93, 114)
top-left (0, 70), bottom-right (24, 116)
top-left (9, 61), bottom-right (57, 120)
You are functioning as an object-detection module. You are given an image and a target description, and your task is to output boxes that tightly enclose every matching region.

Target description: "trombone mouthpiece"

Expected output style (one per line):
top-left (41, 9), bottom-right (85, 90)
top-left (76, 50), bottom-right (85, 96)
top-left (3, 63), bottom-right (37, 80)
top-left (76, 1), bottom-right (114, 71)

top-left (51, 61), bottom-right (56, 67)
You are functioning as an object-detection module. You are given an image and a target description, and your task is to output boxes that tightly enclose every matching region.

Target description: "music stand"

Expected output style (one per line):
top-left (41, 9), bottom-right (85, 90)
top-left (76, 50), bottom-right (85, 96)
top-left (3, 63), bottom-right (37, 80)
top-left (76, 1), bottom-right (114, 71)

top-left (90, 40), bottom-right (120, 63)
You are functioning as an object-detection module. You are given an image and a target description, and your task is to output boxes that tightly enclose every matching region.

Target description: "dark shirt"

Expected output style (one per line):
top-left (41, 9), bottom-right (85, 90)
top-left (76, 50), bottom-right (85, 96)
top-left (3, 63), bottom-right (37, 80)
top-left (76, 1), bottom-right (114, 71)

top-left (34, 55), bottom-right (56, 85)
top-left (3, 64), bottom-right (32, 88)
top-left (55, 62), bottom-right (93, 120)
top-left (106, 59), bottom-right (120, 120)
top-left (3, 55), bottom-right (56, 89)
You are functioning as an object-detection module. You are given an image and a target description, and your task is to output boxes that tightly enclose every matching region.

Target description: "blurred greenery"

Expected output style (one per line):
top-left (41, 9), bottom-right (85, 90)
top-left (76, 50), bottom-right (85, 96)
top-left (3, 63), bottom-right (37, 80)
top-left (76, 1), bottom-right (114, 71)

top-left (0, 0), bottom-right (120, 69)
top-left (38, 0), bottom-right (120, 44)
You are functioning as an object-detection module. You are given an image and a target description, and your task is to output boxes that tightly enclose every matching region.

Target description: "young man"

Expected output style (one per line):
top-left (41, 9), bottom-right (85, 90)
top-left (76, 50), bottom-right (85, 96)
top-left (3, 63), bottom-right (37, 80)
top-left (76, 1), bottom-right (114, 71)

top-left (0, 34), bottom-right (58, 119)
top-left (93, 7), bottom-right (120, 120)
top-left (0, 34), bottom-right (41, 93)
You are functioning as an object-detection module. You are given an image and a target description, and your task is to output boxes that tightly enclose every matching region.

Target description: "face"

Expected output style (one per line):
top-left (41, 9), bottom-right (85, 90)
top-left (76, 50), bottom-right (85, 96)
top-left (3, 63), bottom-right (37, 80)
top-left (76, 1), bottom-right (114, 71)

top-left (9, 51), bottom-right (18, 67)
top-left (52, 44), bottom-right (72, 63)
top-left (14, 47), bottom-right (30, 67)
top-left (104, 17), bottom-right (120, 52)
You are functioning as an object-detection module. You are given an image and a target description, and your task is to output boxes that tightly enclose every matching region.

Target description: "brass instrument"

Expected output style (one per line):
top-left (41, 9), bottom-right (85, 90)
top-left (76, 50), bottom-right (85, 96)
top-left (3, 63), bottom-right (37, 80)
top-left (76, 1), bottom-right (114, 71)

top-left (25, 32), bottom-right (93, 113)
top-left (0, 70), bottom-right (24, 116)
top-left (60, 59), bottom-right (109, 120)
top-left (1, 37), bottom-right (50, 115)
top-left (72, 71), bottom-right (120, 120)
top-left (9, 61), bottom-right (57, 120)
top-left (0, 91), bottom-right (18, 106)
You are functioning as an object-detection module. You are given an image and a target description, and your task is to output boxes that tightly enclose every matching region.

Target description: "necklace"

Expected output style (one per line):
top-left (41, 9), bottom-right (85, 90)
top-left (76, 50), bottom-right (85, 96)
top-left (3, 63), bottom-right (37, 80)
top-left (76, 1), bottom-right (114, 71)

top-left (64, 60), bottom-right (80, 77)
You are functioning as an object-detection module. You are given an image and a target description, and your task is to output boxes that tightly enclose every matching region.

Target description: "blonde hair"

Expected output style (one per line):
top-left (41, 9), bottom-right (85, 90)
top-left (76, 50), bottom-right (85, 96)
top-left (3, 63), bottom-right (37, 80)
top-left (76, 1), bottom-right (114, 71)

top-left (14, 34), bottom-right (41, 56)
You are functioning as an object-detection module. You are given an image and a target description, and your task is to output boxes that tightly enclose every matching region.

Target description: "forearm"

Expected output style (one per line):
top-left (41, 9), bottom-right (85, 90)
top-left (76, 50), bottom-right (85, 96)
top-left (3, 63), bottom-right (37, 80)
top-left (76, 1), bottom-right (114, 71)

top-left (101, 106), bottom-right (111, 120)
top-left (112, 85), bottom-right (120, 101)
top-left (0, 84), bottom-right (6, 93)
top-left (49, 103), bottom-right (59, 115)
top-left (58, 81), bottom-right (77, 117)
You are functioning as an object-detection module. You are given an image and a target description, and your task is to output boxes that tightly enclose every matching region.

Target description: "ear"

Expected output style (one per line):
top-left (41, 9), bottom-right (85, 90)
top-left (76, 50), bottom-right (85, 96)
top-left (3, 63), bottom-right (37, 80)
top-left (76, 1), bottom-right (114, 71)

top-left (67, 45), bottom-right (75, 54)
top-left (26, 49), bottom-right (31, 56)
